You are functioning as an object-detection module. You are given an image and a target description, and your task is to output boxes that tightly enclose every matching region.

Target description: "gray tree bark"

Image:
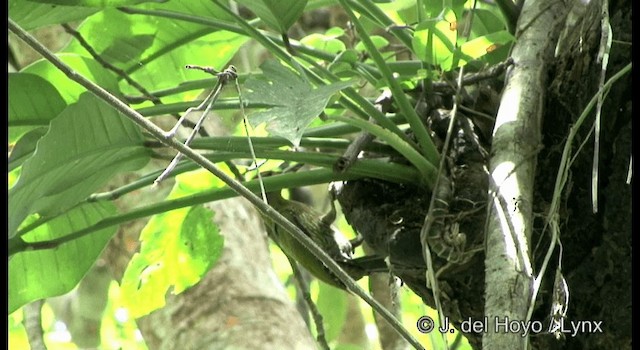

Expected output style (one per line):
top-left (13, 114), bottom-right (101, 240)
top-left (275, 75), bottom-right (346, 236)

top-left (133, 198), bottom-right (317, 350)
top-left (483, 0), bottom-right (567, 348)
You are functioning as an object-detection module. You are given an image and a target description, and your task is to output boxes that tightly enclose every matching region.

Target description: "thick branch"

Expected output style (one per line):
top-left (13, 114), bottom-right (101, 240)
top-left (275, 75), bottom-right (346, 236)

top-left (483, 0), bottom-right (567, 348)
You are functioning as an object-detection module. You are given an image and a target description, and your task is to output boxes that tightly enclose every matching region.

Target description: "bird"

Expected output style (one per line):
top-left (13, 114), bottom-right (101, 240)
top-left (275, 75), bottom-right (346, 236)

top-left (259, 189), bottom-right (387, 289)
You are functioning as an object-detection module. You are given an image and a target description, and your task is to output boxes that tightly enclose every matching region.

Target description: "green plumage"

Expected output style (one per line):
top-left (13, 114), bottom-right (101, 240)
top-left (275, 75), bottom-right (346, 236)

top-left (260, 191), bottom-right (366, 289)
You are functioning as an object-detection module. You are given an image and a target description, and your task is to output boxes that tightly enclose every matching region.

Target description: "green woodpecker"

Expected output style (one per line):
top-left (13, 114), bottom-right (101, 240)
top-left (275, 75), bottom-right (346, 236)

top-left (260, 190), bottom-right (381, 289)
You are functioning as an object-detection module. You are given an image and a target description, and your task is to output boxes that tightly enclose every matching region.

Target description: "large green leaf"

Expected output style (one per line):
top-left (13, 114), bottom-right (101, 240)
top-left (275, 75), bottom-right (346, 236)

top-left (100, 34), bottom-right (156, 64)
top-left (420, 0), bottom-right (466, 18)
top-left (9, 127), bottom-right (49, 172)
top-left (27, 0), bottom-right (166, 7)
top-left (120, 169), bottom-right (225, 318)
top-left (8, 93), bottom-right (150, 238)
top-left (234, 0), bottom-right (307, 33)
top-left (62, 4), bottom-right (246, 103)
top-left (23, 54), bottom-right (120, 103)
top-left (8, 73), bottom-right (67, 143)
top-left (9, 201), bottom-right (117, 314)
top-left (244, 60), bottom-right (354, 146)
top-left (126, 30), bottom-right (247, 102)
top-left (9, 0), bottom-right (99, 30)
top-left (470, 8), bottom-right (508, 38)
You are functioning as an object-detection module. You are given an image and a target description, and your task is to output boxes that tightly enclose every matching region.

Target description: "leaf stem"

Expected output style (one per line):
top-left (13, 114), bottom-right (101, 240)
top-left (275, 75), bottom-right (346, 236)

top-left (339, 0), bottom-right (440, 166)
top-left (209, 0), bottom-right (415, 147)
top-left (329, 115), bottom-right (437, 188)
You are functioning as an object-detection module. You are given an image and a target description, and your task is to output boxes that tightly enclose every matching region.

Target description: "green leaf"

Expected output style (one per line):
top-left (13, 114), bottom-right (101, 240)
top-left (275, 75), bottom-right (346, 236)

top-left (412, 8), bottom-right (458, 70)
top-left (418, 0), bottom-right (465, 18)
top-left (120, 169), bottom-right (225, 318)
top-left (9, 73), bottom-right (67, 143)
top-left (177, 206), bottom-right (223, 291)
top-left (23, 54), bottom-right (120, 103)
top-left (458, 30), bottom-right (514, 63)
top-left (380, 0), bottom-right (423, 25)
top-left (301, 32), bottom-right (346, 55)
top-left (234, 0), bottom-right (308, 33)
top-left (8, 93), bottom-right (150, 238)
top-left (99, 34), bottom-right (156, 63)
top-left (9, 0), bottom-right (99, 30)
top-left (328, 49), bottom-right (359, 76)
top-left (61, 4), bottom-right (246, 103)
top-left (9, 168), bottom-right (21, 190)
top-left (9, 127), bottom-right (48, 172)
top-left (26, 0), bottom-right (167, 7)
top-left (470, 8), bottom-right (508, 37)
top-left (9, 201), bottom-right (117, 314)
top-left (355, 35), bottom-right (389, 52)
top-left (244, 60), bottom-right (354, 146)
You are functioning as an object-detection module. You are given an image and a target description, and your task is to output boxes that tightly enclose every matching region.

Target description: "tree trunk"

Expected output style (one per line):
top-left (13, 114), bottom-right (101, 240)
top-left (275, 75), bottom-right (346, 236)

top-left (530, 0), bottom-right (632, 348)
top-left (112, 198), bottom-right (318, 350)
top-left (483, 0), bottom-right (567, 348)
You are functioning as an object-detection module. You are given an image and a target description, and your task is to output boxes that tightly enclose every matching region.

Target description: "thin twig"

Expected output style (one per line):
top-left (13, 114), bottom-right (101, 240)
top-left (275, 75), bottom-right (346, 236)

top-left (333, 131), bottom-right (375, 173)
top-left (62, 23), bottom-right (243, 180)
top-left (154, 80), bottom-right (223, 183)
top-left (334, 90), bottom-right (392, 173)
top-left (62, 23), bottom-right (163, 106)
top-left (430, 58), bottom-right (514, 93)
top-left (233, 75), bottom-right (267, 203)
top-left (287, 257), bottom-right (330, 350)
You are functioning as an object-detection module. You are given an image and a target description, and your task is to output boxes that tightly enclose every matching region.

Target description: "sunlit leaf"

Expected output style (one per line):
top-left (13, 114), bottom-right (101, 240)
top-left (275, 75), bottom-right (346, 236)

top-left (412, 8), bottom-right (458, 70)
top-left (62, 4), bottom-right (246, 103)
top-left (9, 201), bottom-right (117, 314)
top-left (23, 54), bottom-right (120, 103)
top-left (458, 30), bottom-right (514, 63)
top-left (120, 169), bottom-right (224, 318)
top-left (301, 32), bottom-right (346, 55)
top-left (355, 35), bottom-right (390, 52)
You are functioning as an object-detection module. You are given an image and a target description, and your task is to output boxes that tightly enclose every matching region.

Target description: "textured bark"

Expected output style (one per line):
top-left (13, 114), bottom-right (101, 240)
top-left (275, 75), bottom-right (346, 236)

top-left (47, 262), bottom-right (111, 348)
top-left (530, 0), bottom-right (632, 348)
top-left (483, 0), bottom-right (567, 348)
top-left (369, 273), bottom-right (410, 350)
top-left (131, 198), bottom-right (317, 350)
